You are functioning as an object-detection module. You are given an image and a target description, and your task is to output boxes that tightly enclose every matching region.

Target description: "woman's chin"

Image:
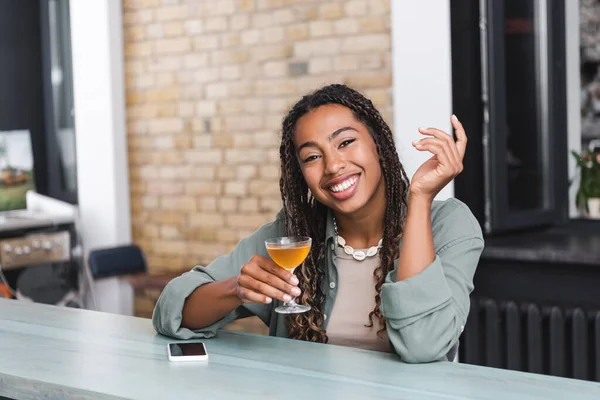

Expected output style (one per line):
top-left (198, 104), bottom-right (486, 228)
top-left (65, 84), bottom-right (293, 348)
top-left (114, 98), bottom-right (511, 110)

top-left (327, 197), bottom-right (368, 216)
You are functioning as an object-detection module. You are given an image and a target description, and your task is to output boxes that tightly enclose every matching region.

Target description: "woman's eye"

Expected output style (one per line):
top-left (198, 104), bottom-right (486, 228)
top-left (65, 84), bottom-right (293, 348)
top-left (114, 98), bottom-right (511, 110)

top-left (303, 155), bottom-right (319, 163)
top-left (339, 139), bottom-right (355, 148)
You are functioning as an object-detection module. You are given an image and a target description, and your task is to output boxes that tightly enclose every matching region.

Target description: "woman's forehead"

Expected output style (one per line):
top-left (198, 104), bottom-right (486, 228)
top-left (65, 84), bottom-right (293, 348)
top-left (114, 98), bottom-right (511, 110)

top-left (294, 104), bottom-right (362, 138)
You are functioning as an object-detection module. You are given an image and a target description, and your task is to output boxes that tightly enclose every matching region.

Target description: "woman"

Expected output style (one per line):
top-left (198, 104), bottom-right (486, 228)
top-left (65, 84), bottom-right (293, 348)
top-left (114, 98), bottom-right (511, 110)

top-left (152, 84), bottom-right (484, 363)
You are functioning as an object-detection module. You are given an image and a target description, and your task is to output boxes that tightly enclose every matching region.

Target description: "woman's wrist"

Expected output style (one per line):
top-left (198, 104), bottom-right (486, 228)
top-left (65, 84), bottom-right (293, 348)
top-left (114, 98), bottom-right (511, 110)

top-left (226, 276), bottom-right (245, 306)
top-left (407, 192), bottom-right (433, 214)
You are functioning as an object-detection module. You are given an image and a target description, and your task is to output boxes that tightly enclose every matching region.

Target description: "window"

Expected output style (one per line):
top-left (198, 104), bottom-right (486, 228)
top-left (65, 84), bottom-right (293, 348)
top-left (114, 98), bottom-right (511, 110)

top-left (0, 0), bottom-right (77, 206)
top-left (453, 0), bottom-right (568, 234)
top-left (41, 0), bottom-right (77, 204)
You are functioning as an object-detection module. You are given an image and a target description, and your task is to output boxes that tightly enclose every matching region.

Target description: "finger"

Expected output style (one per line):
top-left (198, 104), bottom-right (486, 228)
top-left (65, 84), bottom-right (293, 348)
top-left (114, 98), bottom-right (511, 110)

top-left (247, 266), bottom-right (301, 298)
top-left (241, 261), bottom-right (300, 296)
top-left (251, 254), bottom-right (298, 284)
top-left (238, 274), bottom-right (299, 303)
top-left (413, 138), bottom-right (456, 171)
top-left (237, 285), bottom-right (272, 304)
top-left (451, 114), bottom-right (467, 159)
top-left (418, 127), bottom-right (460, 164)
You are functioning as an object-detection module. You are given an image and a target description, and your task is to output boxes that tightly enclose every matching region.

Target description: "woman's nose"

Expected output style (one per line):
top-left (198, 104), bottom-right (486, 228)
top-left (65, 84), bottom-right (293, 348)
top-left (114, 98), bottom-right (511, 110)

top-left (324, 152), bottom-right (346, 175)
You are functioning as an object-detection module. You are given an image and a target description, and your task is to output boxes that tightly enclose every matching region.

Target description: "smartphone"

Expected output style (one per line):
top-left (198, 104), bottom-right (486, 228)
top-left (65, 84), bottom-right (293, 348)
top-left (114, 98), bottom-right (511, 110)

top-left (167, 341), bottom-right (208, 362)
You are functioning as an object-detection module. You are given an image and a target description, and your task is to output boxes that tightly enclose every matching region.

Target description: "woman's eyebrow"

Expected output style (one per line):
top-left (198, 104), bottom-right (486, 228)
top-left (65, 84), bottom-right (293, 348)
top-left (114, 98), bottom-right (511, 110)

top-left (296, 126), bottom-right (358, 152)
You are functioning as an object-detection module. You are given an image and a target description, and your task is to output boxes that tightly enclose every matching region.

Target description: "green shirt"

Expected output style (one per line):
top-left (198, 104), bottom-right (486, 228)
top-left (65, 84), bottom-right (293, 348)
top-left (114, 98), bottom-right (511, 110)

top-left (152, 198), bottom-right (484, 363)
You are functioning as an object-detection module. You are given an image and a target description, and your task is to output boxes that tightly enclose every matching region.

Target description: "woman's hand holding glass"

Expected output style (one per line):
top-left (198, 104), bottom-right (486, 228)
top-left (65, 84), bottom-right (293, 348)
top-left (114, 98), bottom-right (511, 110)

top-left (236, 254), bottom-right (301, 305)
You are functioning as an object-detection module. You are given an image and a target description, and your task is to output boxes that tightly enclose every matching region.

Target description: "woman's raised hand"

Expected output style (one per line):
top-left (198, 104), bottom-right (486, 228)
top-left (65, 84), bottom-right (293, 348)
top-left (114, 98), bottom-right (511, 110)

top-left (410, 115), bottom-right (467, 201)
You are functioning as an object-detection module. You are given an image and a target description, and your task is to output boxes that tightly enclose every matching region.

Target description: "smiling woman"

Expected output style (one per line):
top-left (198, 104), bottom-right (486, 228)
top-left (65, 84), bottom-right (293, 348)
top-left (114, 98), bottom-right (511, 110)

top-left (152, 84), bottom-right (484, 363)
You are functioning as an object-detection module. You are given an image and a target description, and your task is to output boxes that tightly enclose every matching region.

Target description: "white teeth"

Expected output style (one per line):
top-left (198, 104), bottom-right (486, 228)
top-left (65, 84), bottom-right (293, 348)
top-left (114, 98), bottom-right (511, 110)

top-left (330, 177), bottom-right (357, 193)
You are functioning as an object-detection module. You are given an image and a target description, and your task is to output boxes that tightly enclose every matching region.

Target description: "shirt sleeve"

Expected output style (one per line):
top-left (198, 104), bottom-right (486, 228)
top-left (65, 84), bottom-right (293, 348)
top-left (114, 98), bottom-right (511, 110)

top-left (152, 212), bottom-right (285, 340)
top-left (380, 199), bottom-right (484, 363)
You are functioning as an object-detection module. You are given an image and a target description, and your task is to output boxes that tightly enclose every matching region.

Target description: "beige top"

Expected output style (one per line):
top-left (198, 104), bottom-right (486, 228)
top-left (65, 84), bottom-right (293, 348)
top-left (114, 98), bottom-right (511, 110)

top-left (325, 243), bottom-right (392, 353)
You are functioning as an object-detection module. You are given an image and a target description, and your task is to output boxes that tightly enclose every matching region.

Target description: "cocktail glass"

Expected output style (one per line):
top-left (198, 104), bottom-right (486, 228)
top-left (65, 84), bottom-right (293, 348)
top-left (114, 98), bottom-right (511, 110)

top-left (265, 236), bottom-right (312, 314)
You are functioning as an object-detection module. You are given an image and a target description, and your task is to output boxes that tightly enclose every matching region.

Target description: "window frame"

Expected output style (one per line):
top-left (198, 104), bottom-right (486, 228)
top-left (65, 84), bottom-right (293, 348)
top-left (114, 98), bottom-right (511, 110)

top-left (479, 0), bottom-right (568, 233)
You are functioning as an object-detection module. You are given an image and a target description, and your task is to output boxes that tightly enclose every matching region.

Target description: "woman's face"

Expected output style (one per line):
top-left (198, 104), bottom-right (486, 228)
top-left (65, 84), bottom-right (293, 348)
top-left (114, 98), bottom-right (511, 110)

top-left (293, 104), bottom-right (385, 217)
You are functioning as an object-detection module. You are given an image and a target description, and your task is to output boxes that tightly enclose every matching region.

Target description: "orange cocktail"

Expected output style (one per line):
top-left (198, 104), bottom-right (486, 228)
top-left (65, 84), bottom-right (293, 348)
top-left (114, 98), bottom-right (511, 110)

top-left (266, 245), bottom-right (311, 272)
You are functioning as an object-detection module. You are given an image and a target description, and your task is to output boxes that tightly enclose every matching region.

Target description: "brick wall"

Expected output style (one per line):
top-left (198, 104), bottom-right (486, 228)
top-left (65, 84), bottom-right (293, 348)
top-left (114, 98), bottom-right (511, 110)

top-left (123, 0), bottom-right (393, 273)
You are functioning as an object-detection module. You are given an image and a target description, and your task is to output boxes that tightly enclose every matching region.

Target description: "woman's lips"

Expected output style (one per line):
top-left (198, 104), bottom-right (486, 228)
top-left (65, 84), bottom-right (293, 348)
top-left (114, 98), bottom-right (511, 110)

top-left (326, 174), bottom-right (359, 200)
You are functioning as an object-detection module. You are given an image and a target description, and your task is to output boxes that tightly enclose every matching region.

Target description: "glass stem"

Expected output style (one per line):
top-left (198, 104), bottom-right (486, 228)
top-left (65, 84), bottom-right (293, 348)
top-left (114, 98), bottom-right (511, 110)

top-left (287, 297), bottom-right (298, 307)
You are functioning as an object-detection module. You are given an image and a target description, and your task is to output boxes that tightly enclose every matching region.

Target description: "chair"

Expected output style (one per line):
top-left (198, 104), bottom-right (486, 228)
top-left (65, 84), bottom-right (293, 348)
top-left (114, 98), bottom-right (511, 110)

top-left (87, 245), bottom-right (148, 315)
top-left (88, 244), bottom-right (147, 279)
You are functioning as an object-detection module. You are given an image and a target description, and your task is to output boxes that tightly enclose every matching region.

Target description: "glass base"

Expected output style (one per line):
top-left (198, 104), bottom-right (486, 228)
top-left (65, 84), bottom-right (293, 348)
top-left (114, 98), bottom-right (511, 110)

top-left (275, 304), bottom-right (311, 314)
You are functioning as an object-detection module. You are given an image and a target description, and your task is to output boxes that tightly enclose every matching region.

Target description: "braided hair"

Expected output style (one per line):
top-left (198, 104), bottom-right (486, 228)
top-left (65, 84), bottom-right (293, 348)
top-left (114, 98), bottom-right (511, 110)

top-left (279, 84), bottom-right (410, 342)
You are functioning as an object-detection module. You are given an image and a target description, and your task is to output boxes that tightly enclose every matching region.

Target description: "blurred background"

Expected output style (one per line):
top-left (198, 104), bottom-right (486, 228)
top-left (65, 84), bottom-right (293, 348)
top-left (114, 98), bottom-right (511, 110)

top-left (1, 0), bottom-right (600, 383)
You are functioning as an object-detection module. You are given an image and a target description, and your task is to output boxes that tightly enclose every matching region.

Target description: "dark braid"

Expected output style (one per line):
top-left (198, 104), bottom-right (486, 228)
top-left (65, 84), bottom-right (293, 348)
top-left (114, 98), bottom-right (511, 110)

top-left (279, 84), bottom-right (410, 342)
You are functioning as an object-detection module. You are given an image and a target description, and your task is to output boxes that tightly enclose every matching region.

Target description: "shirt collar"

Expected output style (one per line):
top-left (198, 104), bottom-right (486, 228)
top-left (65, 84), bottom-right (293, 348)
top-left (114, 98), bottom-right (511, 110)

top-left (325, 208), bottom-right (336, 243)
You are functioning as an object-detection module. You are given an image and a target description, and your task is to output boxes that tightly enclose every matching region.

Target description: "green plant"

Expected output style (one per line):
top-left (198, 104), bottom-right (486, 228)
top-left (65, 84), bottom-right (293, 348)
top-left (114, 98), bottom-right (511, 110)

top-left (572, 150), bottom-right (600, 211)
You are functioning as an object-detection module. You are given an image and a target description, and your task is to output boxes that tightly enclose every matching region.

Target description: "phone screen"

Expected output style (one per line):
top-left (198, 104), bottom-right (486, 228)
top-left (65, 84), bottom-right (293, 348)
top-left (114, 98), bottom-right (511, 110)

top-left (169, 342), bottom-right (207, 357)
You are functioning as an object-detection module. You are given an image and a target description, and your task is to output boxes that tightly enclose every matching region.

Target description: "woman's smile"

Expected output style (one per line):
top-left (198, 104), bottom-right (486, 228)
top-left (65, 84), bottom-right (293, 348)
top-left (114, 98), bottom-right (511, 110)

top-left (324, 173), bottom-right (360, 200)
